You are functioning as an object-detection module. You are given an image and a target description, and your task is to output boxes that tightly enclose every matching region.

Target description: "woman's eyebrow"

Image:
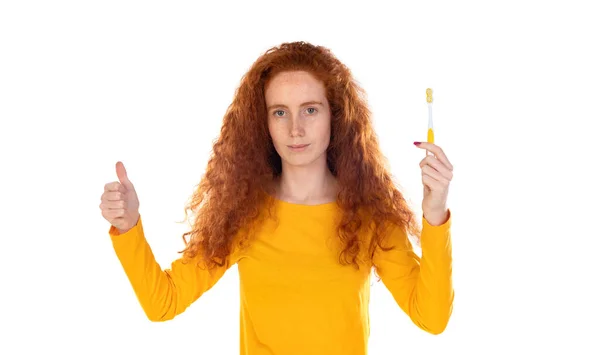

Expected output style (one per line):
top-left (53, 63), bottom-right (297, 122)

top-left (267, 101), bottom-right (323, 110)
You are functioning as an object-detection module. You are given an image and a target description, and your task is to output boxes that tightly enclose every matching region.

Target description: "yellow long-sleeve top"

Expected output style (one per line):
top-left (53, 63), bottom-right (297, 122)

top-left (109, 198), bottom-right (453, 355)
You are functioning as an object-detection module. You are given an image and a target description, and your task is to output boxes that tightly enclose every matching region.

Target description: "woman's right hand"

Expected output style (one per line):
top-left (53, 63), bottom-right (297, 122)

top-left (100, 161), bottom-right (140, 234)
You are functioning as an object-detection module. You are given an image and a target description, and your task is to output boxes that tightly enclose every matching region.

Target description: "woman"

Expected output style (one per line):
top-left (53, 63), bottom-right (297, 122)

top-left (100, 41), bottom-right (454, 355)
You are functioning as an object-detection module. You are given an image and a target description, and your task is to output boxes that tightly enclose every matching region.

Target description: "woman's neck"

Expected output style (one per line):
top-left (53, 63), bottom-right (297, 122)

top-left (272, 169), bottom-right (339, 205)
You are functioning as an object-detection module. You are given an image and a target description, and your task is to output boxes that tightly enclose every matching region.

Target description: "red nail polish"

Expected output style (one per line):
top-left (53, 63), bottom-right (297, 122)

top-left (413, 141), bottom-right (421, 146)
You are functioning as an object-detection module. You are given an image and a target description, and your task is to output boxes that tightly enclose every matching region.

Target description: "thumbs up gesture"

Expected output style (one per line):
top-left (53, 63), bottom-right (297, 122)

top-left (100, 161), bottom-right (141, 234)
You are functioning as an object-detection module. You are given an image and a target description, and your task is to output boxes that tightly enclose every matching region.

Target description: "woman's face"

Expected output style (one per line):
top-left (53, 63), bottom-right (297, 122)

top-left (265, 70), bottom-right (331, 169)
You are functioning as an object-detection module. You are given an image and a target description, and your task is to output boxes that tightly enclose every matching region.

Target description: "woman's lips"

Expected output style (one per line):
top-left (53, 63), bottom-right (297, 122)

top-left (288, 144), bottom-right (310, 151)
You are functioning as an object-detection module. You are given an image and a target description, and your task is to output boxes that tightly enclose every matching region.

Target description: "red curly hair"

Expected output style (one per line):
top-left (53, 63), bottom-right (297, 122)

top-left (179, 41), bottom-right (422, 275)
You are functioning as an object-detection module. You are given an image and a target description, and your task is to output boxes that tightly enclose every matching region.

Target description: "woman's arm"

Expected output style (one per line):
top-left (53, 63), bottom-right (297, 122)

top-left (373, 211), bottom-right (454, 334)
top-left (109, 215), bottom-right (232, 321)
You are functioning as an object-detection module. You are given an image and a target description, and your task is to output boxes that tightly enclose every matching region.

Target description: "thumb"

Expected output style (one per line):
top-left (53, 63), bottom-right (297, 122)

top-left (116, 161), bottom-right (134, 190)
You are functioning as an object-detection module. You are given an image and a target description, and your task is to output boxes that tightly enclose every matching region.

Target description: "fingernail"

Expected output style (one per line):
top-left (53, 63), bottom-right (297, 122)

top-left (413, 141), bottom-right (421, 146)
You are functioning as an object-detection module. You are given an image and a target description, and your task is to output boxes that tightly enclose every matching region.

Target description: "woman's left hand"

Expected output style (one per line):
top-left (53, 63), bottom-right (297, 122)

top-left (414, 142), bottom-right (453, 226)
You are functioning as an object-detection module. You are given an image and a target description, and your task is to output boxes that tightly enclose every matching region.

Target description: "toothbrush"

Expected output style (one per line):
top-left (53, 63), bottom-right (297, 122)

top-left (426, 88), bottom-right (434, 156)
top-left (426, 88), bottom-right (434, 144)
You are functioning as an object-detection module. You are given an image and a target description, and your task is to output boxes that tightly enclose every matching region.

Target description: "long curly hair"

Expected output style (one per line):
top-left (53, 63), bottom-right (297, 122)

top-left (178, 41), bottom-right (422, 275)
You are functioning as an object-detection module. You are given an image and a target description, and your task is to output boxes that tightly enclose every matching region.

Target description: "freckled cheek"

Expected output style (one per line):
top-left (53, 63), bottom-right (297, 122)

top-left (270, 127), bottom-right (289, 146)
top-left (317, 122), bottom-right (331, 143)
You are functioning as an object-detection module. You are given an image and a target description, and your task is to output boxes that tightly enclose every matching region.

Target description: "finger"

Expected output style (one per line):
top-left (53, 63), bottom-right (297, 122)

top-left (99, 200), bottom-right (126, 210)
top-left (104, 208), bottom-right (125, 219)
top-left (420, 156), bottom-right (453, 181)
top-left (422, 165), bottom-right (450, 186)
top-left (116, 161), bottom-right (135, 190)
top-left (105, 181), bottom-right (126, 193)
top-left (422, 174), bottom-right (444, 191)
top-left (414, 142), bottom-right (453, 171)
top-left (102, 191), bottom-right (125, 202)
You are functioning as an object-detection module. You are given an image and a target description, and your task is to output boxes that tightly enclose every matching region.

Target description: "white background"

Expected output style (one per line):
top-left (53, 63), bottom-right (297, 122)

top-left (1, 1), bottom-right (599, 354)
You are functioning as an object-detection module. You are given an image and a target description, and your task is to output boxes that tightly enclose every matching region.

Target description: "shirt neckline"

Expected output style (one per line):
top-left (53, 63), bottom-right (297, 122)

top-left (269, 195), bottom-right (339, 211)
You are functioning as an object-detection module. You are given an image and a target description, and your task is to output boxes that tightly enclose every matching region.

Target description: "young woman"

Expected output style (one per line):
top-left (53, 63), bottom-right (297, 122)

top-left (100, 41), bottom-right (454, 355)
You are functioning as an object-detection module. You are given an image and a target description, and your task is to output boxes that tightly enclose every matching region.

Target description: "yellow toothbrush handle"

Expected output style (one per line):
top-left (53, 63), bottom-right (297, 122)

top-left (426, 88), bottom-right (434, 154)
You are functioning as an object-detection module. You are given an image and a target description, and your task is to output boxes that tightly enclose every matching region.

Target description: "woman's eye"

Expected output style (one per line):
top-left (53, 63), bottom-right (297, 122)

top-left (273, 108), bottom-right (316, 117)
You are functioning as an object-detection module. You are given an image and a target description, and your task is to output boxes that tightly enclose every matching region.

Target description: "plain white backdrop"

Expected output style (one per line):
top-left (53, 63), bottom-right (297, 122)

top-left (1, 0), bottom-right (599, 354)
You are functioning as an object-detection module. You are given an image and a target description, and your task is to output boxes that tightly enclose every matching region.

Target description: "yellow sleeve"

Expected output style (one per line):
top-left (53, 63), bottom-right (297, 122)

top-left (373, 210), bottom-right (453, 334)
top-left (109, 215), bottom-right (233, 322)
